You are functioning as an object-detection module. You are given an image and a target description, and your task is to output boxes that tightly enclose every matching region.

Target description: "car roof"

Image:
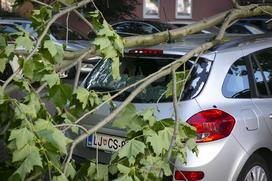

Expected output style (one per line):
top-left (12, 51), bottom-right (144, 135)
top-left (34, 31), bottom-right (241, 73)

top-left (127, 33), bottom-right (272, 55)
top-left (112, 20), bottom-right (177, 31)
top-left (0, 18), bottom-right (31, 24)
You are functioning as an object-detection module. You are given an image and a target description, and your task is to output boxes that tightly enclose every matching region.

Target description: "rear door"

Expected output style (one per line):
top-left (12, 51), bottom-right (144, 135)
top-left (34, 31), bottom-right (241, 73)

top-left (250, 48), bottom-right (272, 135)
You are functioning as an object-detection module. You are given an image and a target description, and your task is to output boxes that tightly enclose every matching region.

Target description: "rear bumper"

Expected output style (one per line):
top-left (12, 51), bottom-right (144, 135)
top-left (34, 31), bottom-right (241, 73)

top-left (173, 135), bottom-right (247, 181)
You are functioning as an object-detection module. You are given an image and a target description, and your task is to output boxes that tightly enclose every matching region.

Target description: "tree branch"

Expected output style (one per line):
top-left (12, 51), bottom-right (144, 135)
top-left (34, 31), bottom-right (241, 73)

top-left (167, 66), bottom-right (180, 160)
top-left (232, 0), bottom-right (241, 8)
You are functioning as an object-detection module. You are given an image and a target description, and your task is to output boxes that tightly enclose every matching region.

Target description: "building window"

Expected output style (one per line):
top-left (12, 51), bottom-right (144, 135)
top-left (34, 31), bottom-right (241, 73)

top-left (176, 0), bottom-right (192, 19)
top-left (143, 0), bottom-right (160, 19)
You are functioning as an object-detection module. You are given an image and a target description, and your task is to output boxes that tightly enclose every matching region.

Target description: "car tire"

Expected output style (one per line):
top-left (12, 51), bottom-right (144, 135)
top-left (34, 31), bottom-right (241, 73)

top-left (237, 154), bottom-right (271, 181)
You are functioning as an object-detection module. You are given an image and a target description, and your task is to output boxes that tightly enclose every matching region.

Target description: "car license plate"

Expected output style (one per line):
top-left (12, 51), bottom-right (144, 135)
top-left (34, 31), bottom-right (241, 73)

top-left (86, 133), bottom-right (126, 152)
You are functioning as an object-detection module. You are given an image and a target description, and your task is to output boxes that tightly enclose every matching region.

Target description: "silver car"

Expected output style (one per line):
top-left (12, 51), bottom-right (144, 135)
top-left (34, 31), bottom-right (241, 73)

top-left (73, 34), bottom-right (272, 181)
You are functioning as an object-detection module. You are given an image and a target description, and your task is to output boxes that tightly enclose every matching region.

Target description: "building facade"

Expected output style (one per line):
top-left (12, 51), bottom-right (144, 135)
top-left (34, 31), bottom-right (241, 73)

top-left (132, 0), bottom-right (233, 24)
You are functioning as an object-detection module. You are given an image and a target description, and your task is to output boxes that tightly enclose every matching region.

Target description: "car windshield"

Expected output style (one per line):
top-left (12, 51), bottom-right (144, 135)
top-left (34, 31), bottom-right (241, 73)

top-left (151, 22), bottom-right (178, 31)
top-left (84, 56), bottom-right (212, 103)
top-left (50, 24), bottom-right (88, 40)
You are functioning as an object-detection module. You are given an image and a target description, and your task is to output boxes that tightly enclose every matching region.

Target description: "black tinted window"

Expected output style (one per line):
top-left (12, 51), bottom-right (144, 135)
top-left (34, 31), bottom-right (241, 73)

top-left (84, 56), bottom-right (212, 103)
top-left (254, 49), bottom-right (272, 95)
top-left (222, 58), bottom-right (251, 98)
top-left (50, 24), bottom-right (87, 40)
top-left (226, 25), bottom-right (250, 34)
top-left (136, 23), bottom-right (158, 34)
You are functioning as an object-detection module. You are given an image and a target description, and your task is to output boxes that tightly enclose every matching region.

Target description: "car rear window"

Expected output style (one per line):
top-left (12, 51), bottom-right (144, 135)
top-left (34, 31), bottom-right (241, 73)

top-left (84, 56), bottom-right (212, 103)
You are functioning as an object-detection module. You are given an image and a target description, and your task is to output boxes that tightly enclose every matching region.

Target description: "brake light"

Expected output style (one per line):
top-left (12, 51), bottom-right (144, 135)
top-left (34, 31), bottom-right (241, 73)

top-left (128, 49), bottom-right (163, 55)
top-left (175, 171), bottom-right (204, 180)
top-left (187, 109), bottom-right (235, 143)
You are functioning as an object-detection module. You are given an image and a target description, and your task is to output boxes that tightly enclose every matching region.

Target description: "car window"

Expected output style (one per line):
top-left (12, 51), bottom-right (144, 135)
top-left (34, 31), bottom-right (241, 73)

top-left (251, 57), bottom-right (269, 96)
top-left (113, 22), bottom-right (138, 34)
top-left (0, 24), bottom-right (18, 33)
top-left (84, 56), bottom-right (212, 103)
top-left (136, 23), bottom-right (158, 34)
top-left (226, 24), bottom-right (251, 34)
top-left (222, 58), bottom-right (251, 98)
top-left (253, 49), bottom-right (272, 95)
top-left (50, 24), bottom-right (87, 40)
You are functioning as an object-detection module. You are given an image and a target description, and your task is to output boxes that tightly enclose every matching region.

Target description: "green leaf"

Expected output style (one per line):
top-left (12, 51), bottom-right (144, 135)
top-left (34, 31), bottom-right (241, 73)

top-left (0, 35), bottom-right (6, 47)
top-left (5, 45), bottom-right (14, 56)
top-left (158, 127), bottom-right (174, 151)
top-left (93, 37), bottom-right (112, 50)
top-left (76, 87), bottom-right (89, 109)
top-left (62, 112), bottom-right (78, 133)
top-left (15, 103), bottom-right (36, 119)
top-left (0, 57), bottom-right (7, 73)
top-left (44, 40), bottom-right (57, 57)
top-left (103, 46), bottom-right (118, 59)
top-left (113, 36), bottom-right (124, 55)
top-left (97, 20), bottom-right (115, 37)
top-left (113, 103), bottom-right (143, 132)
top-left (14, 148), bottom-right (42, 180)
top-left (87, 162), bottom-right (96, 178)
top-left (146, 132), bottom-right (163, 156)
top-left (140, 109), bottom-right (156, 126)
top-left (15, 35), bottom-right (33, 52)
top-left (34, 119), bottom-right (71, 154)
top-left (87, 162), bottom-right (108, 180)
top-left (96, 164), bottom-right (108, 181)
top-left (186, 138), bottom-right (197, 151)
top-left (49, 84), bottom-right (72, 108)
top-left (12, 144), bottom-right (39, 162)
top-left (9, 128), bottom-right (35, 150)
top-left (113, 175), bottom-right (133, 181)
top-left (66, 163), bottom-right (76, 179)
top-left (179, 122), bottom-right (196, 138)
top-left (52, 174), bottom-right (68, 181)
top-left (118, 139), bottom-right (146, 164)
top-left (0, 85), bottom-right (4, 99)
top-left (53, 46), bottom-right (64, 64)
top-left (14, 79), bottom-right (31, 92)
top-left (117, 164), bottom-right (131, 174)
top-left (41, 73), bottom-right (60, 88)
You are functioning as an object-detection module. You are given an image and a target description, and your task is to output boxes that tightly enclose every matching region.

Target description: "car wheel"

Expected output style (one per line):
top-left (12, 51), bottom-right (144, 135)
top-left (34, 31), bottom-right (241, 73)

top-left (237, 154), bottom-right (271, 181)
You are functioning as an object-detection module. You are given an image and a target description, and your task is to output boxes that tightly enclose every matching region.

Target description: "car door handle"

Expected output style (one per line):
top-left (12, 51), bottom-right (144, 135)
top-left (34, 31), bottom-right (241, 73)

top-left (269, 114), bottom-right (272, 119)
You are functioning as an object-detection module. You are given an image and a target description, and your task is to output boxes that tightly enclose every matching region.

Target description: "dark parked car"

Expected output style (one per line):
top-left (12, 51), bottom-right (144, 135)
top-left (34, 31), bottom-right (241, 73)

top-left (237, 16), bottom-right (272, 33)
top-left (226, 23), bottom-right (264, 34)
top-left (112, 20), bottom-right (178, 37)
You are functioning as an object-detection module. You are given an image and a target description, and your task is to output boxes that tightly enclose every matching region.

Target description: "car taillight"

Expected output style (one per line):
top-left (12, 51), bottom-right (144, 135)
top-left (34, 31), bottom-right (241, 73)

top-left (175, 171), bottom-right (204, 180)
top-left (128, 49), bottom-right (163, 55)
top-left (187, 109), bottom-right (235, 143)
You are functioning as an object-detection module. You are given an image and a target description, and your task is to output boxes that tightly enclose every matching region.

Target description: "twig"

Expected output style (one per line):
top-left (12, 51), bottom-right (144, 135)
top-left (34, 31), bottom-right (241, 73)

top-left (73, 61), bottom-right (82, 93)
top-left (232, 0), bottom-right (241, 8)
top-left (31, 0), bottom-right (53, 8)
top-left (167, 66), bottom-right (180, 161)
top-left (59, 0), bottom-right (97, 34)
top-left (55, 123), bottom-right (88, 134)
top-left (66, 12), bottom-right (70, 45)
